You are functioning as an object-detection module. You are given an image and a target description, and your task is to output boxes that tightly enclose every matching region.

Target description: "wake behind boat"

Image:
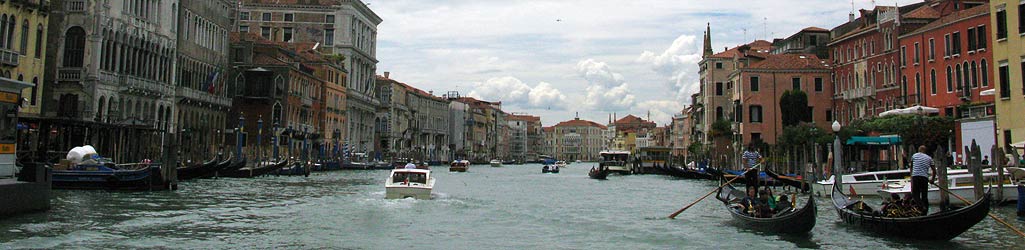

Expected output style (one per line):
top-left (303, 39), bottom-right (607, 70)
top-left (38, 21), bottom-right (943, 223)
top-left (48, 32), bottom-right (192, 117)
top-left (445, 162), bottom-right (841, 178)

top-left (385, 168), bottom-right (435, 199)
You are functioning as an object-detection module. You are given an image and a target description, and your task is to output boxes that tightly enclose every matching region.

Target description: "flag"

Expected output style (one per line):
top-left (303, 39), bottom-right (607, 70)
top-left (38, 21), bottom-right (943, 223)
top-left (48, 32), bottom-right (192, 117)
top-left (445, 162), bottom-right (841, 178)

top-left (206, 71), bottom-right (220, 94)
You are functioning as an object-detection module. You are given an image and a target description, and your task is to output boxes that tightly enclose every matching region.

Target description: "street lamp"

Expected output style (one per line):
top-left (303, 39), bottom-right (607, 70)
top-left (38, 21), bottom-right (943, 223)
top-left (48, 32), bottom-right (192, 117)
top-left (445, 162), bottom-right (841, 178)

top-left (832, 120), bottom-right (842, 189)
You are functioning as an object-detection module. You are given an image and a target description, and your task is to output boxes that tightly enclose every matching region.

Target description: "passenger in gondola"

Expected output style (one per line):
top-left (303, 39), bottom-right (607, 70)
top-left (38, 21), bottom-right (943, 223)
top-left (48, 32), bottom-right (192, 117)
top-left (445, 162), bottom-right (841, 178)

top-left (739, 186), bottom-right (760, 216)
top-left (775, 195), bottom-right (792, 213)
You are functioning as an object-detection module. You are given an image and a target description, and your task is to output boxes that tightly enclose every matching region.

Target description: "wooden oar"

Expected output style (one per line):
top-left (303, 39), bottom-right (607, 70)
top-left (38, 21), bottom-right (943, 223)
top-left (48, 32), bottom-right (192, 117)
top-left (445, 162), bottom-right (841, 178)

top-left (929, 181), bottom-right (1025, 238)
top-left (668, 162), bottom-right (761, 219)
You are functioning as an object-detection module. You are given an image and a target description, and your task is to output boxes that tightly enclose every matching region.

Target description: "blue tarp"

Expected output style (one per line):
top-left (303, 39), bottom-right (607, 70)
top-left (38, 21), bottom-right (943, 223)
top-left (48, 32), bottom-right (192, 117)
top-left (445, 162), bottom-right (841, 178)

top-left (846, 136), bottom-right (902, 145)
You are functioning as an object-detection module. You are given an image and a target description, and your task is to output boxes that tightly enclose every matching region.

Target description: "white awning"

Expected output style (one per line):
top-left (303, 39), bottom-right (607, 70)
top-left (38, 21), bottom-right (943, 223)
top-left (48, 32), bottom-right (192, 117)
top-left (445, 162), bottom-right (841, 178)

top-left (980, 89), bottom-right (996, 96)
top-left (1012, 141), bottom-right (1025, 149)
top-left (878, 105), bottom-right (940, 117)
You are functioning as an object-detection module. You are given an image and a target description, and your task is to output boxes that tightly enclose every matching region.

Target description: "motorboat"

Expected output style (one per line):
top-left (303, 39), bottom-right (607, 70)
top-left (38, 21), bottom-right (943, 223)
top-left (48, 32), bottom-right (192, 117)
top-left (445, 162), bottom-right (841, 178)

top-left (385, 168), bottom-right (435, 199)
top-left (599, 151), bottom-right (632, 174)
top-left (542, 165), bottom-right (560, 173)
top-left (489, 159), bottom-right (502, 167)
top-left (450, 160), bottom-right (469, 172)
top-left (814, 168), bottom-right (971, 196)
top-left (555, 161), bottom-right (568, 168)
top-left (877, 169), bottom-right (1020, 205)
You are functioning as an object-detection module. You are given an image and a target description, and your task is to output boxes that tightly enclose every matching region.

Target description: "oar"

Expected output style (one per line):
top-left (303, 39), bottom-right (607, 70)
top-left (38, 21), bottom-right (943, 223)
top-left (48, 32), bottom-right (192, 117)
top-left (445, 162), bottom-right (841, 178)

top-left (928, 181), bottom-right (1025, 238)
top-left (668, 162), bottom-right (762, 219)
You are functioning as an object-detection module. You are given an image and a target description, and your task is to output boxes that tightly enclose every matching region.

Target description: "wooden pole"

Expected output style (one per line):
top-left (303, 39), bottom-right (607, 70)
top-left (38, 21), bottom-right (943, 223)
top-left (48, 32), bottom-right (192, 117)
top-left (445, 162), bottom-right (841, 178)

top-left (930, 180), bottom-right (1025, 238)
top-left (995, 146), bottom-right (1006, 203)
top-left (969, 140), bottom-right (984, 200)
top-left (668, 162), bottom-right (762, 219)
top-left (935, 147), bottom-right (949, 211)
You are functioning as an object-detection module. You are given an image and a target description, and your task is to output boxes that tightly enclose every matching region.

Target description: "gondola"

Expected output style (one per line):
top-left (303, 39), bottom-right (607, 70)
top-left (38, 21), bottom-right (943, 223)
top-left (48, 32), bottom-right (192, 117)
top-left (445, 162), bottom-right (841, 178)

top-left (830, 182), bottom-right (990, 240)
top-left (52, 162), bottom-right (167, 191)
top-left (588, 167), bottom-right (608, 180)
top-left (765, 170), bottom-right (810, 192)
top-left (221, 160), bottom-right (286, 178)
top-left (216, 158), bottom-right (246, 176)
top-left (276, 161), bottom-right (311, 177)
top-left (715, 183), bottom-right (816, 234)
top-left (176, 158), bottom-right (220, 181)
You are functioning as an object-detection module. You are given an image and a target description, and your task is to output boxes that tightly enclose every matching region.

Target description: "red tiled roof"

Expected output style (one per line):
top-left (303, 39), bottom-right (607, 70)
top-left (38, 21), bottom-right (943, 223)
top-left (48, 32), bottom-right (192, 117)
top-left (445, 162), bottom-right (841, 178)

top-left (801, 27), bottom-right (828, 32)
top-left (903, 4), bottom-right (942, 19)
top-left (746, 54), bottom-right (830, 70)
top-left (508, 114), bottom-right (541, 122)
top-left (904, 3), bottom-right (989, 37)
top-left (708, 40), bottom-right (774, 59)
top-left (554, 119), bottom-right (607, 129)
top-left (614, 115), bottom-right (654, 125)
top-left (242, 0), bottom-right (336, 6)
top-left (543, 126), bottom-right (554, 132)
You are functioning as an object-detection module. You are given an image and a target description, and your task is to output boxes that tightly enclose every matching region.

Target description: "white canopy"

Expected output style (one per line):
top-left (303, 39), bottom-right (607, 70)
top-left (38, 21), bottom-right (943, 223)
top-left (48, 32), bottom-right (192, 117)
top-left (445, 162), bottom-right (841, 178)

top-left (878, 105), bottom-right (940, 117)
top-left (980, 89), bottom-right (996, 96)
top-left (1012, 141), bottom-right (1025, 149)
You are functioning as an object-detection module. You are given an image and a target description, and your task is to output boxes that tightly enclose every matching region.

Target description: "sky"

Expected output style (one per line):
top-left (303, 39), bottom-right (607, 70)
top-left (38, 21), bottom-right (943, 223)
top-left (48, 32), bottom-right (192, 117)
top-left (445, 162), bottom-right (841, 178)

top-left (371, 0), bottom-right (920, 126)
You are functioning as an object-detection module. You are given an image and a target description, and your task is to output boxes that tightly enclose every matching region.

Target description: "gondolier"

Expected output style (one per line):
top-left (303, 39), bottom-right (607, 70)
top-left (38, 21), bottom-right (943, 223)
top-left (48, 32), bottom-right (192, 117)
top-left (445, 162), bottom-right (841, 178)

top-left (911, 145), bottom-right (936, 212)
top-left (742, 144), bottom-right (762, 196)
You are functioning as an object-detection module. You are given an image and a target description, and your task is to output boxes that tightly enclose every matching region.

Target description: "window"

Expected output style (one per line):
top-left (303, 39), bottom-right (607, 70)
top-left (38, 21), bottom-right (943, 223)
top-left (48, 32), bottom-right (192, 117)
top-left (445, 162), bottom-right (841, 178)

top-left (947, 66), bottom-right (954, 92)
top-left (967, 28), bottom-right (976, 51)
top-left (809, 35), bottom-right (817, 46)
top-left (260, 27), bottom-right (270, 39)
top-left (900, 46), bottom-right (907, 66)
top-left (283, 27), bottom-right (293, 42)
top-left (913, 43), bottom-right (919, 64)
top-left (326, 15), bottom-right (335, 24)
top-left (61, 27), bottom-right (85, 67)
top-left (997, 8), bottom-right (1007, 39)
top-left (751, 133), bottom-right (762, 143)
top-left (284, 13), bottom-right (294, 22)
top-left (825, 110), bottom-right (832, 122)
top-left (262, 13), bottom-right (271, 21)
top-left (981, 60), bottom-right (989, 87)
top-left (29, 77), bottom-right (36, 105)
top-left (324, 29), bottom-right (334, 45)
top-left (715, 62), bottom-right (723, 69)
top-left (944, 34), bottom-right (951, 57)
top-left (952, 32), bottom-right (961, 55)
top-left (18, 20), bottom-right (26, 54)
top-left (815, 77), bottom-right (823, 92)
top-left (239, 25), bottom-right (249, 33)
top-left (930, 69), bottom-right (937, 95)
top-left (955, 64), bottom-right (963, 90)
top-left (1020, 3), bottom-right (1025, 34)
top-left (977, 25), bottom-right (986, 49)
top-left (240, 12), bottom-right (250, 21)
top-left (749, 105), bottom-right (763, 123)
top-left (33, 24), bottom-right (41, 58)
top-left (750, 76), bottom-right (759, 92)
top-left (970, 61), bottom-right (978, 88)
top-left (915, 73), bottom-right (921, 100)
top-left (792, 77), bottom-right (800, 90)
top-left (999, 62), bottom-right (1010, 98)
top-left (715, 82), bottom-right (723, 96)
top-left (928, 38), bottom-right (935, 60)
top-left (715, 107), bottom-right (724, 120)
top-left (1021, 60), bottom-right (1025, 95)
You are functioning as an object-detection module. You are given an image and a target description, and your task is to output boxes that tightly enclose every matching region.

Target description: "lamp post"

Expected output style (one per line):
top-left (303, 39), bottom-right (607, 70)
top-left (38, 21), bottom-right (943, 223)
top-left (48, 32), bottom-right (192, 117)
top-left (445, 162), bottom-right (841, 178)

top-left (303, 126), bottom-right (309, 164)
top-left (334, 128), bottom-right (341, 160)
top-left (832, 120), bottom-right (842, 189)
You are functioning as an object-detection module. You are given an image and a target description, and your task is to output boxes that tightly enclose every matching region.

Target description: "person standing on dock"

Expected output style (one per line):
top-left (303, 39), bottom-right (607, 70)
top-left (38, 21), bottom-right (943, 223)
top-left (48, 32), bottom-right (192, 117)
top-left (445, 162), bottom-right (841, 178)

top-left (911, 145), bottom-right (936, 212)
top-left (742, 144), bottom-right (762, 196)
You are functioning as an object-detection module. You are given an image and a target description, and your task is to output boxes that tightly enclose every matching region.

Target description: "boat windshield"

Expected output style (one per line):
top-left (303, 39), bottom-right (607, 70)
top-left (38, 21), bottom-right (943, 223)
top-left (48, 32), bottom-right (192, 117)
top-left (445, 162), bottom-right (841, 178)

top-left (601, 153), bottom-right (629, 162)
top-left (392, 172), bottom-right (428, 184)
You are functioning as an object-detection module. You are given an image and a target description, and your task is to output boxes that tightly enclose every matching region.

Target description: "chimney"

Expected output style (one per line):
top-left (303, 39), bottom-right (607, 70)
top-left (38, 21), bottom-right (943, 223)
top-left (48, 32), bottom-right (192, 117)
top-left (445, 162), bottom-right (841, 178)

top-left (384, 72), bottom-right (390, 79)
top-left (849, 12), bottom-right (855, 22)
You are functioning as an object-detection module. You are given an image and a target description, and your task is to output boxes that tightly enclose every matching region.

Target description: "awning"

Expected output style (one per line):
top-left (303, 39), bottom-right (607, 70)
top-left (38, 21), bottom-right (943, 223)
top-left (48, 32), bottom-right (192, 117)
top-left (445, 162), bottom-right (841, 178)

top-left (878, 105), bottom-right (940, 117)
top-left (1012, 141), bottom-right (1025, 149)
top-left (980, 89), bottom-right (996, 96)
top-left (846, 136), bottom-right (902, 145)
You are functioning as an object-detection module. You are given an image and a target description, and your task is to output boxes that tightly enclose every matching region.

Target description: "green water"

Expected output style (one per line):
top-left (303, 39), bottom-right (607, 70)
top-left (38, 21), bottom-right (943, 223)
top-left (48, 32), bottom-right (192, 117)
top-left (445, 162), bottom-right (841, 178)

top-left (2, 164), bottom-right (1024, 249)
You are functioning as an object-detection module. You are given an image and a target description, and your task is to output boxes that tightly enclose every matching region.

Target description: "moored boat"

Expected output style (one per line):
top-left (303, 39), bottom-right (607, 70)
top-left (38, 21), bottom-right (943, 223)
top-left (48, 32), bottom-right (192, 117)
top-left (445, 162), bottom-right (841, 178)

top-left (765, 170), bottom-right (810, 192)
top-left (877, 170), bottom-right (1019, 205)
top-left (555, 161), bottom-right (568, 168)
top-left (176, 158), bottom-right (220, 181)
top-left (450, 160), bottom-right (469, 172)
top-left (53, 161), bottom-right (167, 191)
top-left (831, 182), bottom-right (990, 240)
top-left (588, 166), bottom-right (609, 180)
top-left (220, 160), bottom-right (286, 178)
top-left (815, 169), bottom-right (970, 196)
top-left (716, 183), bottom-right (816, 234)
top-left (489, 159), bottom-right (502, 167)
top-left (276, 161), bottom-right (311, 176)
top-left (385, 168), bottom-right (434, 199)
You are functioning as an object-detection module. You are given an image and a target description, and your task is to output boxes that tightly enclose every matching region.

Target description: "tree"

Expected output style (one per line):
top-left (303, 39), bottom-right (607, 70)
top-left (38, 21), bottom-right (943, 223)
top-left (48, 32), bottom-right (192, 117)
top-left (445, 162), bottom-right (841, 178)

top-left (779, 90), bottom-right (811, 127)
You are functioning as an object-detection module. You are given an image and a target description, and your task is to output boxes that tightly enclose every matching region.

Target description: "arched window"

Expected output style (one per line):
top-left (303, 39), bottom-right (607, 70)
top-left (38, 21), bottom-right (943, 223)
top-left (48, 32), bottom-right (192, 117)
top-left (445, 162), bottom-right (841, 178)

top-left (62, 27), bottom-right (87, 67)
top-left (930, 69), bottom-right (937, 95)
top-left (981, 60), bottom-right (989, 87)
top-left (97, 96), bottom-right (106, 121)
top-left (19, 19), bottom-right (27, 54)
top-left (946, 66), bottom-right (953, 92)
top-left (715, 106), bottom-right (724, 120)
top-left (970, 61), bottom-right (978, 88)
top-left (8, 15), bottom-right (16, 50)
top-left (955, 63), bottom-right (963, 90)
top-left (0, 15), bottom-right (7, 49)
top-left (30, 77), bottom-right (37, 105)
top-left (34, 24), bottom-right (42, 58)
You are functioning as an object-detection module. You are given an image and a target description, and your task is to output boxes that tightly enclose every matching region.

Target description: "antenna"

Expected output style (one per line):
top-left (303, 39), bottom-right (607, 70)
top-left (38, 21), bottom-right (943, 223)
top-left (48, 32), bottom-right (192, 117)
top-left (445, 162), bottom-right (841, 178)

top-left (742, 28), bottom-right (748, 42)
top-left (763, 17), bottom-right (767, 40)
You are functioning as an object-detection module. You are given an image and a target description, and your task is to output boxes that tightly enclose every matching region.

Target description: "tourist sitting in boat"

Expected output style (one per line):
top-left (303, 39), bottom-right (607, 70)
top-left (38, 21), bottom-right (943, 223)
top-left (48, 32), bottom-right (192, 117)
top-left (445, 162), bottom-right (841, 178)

top-left (775, 195), bottom-right (792, 213)
top-left (404, 162), bottom-right (416, 169)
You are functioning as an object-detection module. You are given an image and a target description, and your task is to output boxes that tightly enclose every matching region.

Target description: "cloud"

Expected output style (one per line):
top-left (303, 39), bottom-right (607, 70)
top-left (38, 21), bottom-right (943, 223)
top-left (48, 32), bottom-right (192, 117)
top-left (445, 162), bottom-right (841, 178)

top-left (637, 34), bottom-right (703, 102)
top-left (467, 76), bottom-right (568, 109)
top-left (576, 59), bottom-right (635, 111)
top-left (634, 100), bottom-right (686, 125)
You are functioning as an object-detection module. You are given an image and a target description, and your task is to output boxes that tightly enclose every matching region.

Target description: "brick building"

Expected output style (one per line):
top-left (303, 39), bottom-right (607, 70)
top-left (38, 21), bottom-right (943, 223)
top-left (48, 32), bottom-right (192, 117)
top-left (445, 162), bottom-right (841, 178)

top-left (729, 54), bottom-right (834, 144)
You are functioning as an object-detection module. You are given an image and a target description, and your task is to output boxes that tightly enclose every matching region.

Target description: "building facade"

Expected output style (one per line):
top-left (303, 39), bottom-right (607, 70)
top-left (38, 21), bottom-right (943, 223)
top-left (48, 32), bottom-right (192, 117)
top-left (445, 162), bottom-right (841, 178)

top-left (175, 0), bottom-right (234, 161)
top-left (552, 117), bottom-right (606, 162)
top-left (771, 27), bottom-right (831, 59)
top-left (729, 54), bottom-right (835, 145)
top-left (992, 0), bottom-right (1025, 149)
top-left (4, 0), bottom-right (49, 161)
top-left (376, 74), bottom-right (450, 162)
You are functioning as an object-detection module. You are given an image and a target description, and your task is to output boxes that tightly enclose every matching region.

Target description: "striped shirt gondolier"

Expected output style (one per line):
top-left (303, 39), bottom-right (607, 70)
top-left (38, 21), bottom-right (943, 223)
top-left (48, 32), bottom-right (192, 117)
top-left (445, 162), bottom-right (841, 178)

top-left (743, 150), bottom-right (761, 168)
top-left (911, 152), bottom-right (933, 177)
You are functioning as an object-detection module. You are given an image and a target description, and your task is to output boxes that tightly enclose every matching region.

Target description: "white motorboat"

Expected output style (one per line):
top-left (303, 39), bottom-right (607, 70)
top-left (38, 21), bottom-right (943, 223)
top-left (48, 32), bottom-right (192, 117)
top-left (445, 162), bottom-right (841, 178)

top-left (450, 160), bottom-right (469, 172)
top-left (555, 161), bottom-right (568, 168)
top-left (489, 159), bottom-right (502, 167)
top-left (599, 151), bottom-right (631, 174)
top-left (812, 169), bottom-right (971, 196)
top-left (877, 169), bottom-right (1020, 205)
top-left (385, 168), bottom-right (435, 199)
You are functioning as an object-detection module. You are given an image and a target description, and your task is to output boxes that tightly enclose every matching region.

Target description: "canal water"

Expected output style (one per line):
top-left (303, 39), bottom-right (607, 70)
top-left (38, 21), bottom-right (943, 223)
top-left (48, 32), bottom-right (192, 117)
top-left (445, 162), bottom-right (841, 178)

top-left (2, 164), bottom-right (1025, 249)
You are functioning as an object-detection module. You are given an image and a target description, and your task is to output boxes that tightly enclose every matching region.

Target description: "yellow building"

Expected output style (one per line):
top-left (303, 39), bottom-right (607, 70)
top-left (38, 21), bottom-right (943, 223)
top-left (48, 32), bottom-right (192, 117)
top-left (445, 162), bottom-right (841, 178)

top-left (992, 1), bottom-right (1025, 148)
top-left (0, 1), bottom-right (46, 117)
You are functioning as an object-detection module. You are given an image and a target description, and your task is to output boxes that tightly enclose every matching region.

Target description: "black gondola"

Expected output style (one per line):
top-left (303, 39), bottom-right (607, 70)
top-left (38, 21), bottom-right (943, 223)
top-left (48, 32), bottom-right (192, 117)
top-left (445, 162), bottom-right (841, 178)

top-left (176, 159), bottom-right (220, 181)
top-left (588, 167), bottom-right (608, 180)
top-left (830, 182), bottom-right (990, 240)
top-left (715, 183), bottom-right (816, 234)
top-left (765, 170), bottom-right (810, 192)
top-left (221, 160), bottom-right (287, 178)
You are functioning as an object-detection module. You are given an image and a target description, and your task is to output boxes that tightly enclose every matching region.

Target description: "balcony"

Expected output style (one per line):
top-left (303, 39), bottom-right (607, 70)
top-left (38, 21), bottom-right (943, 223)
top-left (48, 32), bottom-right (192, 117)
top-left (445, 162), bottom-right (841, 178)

top-left (121, 75), bottom-right (173, 97)
top-left (302, 97), bottom-right (313, 107)
top-left (57, 67), bottom-right (84, 82)
top-left (0, 49), bottom-right (18, 66)
top-left (175, 86), bottom-right (231, 108)
top-left (65, 0), bottom-right (85, 12)
top-left (842, 86), bottom-right (875, 100)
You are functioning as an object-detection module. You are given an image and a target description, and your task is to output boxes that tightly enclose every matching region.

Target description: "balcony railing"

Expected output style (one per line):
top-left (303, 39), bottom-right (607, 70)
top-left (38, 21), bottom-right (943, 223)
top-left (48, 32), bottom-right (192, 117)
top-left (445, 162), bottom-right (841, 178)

top-left (121, 75), bottom-right (173, 97)
top-left (57, 67), bottom-right (84, 82)
top-left (175, 86), bottom-right (232, 108)
top-left (302, 97), bottom-right (313, 107)
top-left (65, 0), bottom-right (86, 12)
top-left (0, 49), bottom-right (18, 66)
top-left (842, 86), bottom-right (875, 100)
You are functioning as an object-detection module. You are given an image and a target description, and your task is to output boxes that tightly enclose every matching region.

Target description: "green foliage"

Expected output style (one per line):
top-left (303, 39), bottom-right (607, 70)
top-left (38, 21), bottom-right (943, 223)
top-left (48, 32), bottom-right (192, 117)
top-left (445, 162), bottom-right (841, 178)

top-left (777, 123), bottom-right (831, 146)
top-left (710, 119), bottom-right (733, 139)
top-left (779, 90), bottom-right (810, 127)
top-left (688, 142), bottom-right (706, 158)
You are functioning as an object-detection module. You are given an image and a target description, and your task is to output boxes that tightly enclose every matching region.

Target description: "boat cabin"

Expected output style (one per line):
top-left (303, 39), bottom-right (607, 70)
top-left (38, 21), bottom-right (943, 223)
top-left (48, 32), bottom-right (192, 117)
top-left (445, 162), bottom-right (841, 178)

top-left (391, 169), bottom-right (430, 184)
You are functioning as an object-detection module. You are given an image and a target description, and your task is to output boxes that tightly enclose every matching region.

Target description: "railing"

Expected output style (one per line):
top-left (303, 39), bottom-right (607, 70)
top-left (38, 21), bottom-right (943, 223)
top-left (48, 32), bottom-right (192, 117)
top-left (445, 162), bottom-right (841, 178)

top-left (842, 86), bottom-right (875, 100)
top-left (0, 49), bottom-right (18, 66)
top-left (122, 75), bottom-right (173, 96)
top-left (175, 86), bottom-right (232, 107)
top-left (65, 0), bottom-right (86, 12)
top-left (57, 67), bottom-right (84, 82)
